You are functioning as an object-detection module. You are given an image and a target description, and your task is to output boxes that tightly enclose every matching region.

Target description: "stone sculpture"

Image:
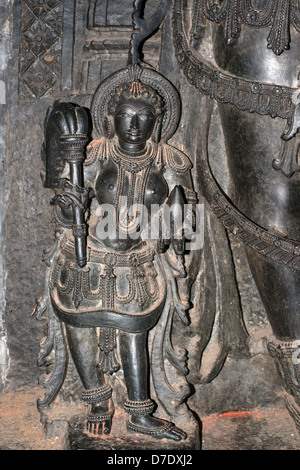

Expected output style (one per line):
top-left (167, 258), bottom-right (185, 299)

top-left (173, 0), bottom-right (300, 431)
top-left (33, 0), bottom-right (198, 443)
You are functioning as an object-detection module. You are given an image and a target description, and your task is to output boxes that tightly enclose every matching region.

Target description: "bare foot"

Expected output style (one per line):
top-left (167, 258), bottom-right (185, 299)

top-left (127, 415), bottom-right (187, 441)
top-left (86, 398), bottom-right (114, 435)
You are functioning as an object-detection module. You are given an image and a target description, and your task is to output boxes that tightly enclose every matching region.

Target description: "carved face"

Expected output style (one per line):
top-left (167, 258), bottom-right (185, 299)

top-left (114, 97), bottom-right (157, 147)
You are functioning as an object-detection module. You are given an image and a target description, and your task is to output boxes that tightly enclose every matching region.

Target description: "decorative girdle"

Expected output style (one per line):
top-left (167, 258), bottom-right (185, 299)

top-left (174, 0), bottom-right (300, 177)
top-left (173, 0), bottom-right (298, 121)
top-left (198, 142), bottom-right (300, 272)
top-left (191, 0), bottom-right (300, 55)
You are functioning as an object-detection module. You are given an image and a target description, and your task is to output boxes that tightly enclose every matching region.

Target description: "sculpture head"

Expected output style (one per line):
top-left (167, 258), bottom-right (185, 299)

top-left (91, 65), bottom-right (181, 145)
top-left (114, 97), bottom-right (156, 152)
top-left (106, 80), bottom-right (164, 150)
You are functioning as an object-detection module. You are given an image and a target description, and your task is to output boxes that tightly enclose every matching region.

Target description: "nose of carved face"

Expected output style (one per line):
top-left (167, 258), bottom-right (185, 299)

top-left (114, 97), bottom-right (157, 149)
top-left (129, 113), bottom-right (141, 134)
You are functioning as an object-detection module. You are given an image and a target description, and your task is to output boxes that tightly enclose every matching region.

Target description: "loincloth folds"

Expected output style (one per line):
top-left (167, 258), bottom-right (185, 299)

top-left (50, 236), bottom-right (166, 332)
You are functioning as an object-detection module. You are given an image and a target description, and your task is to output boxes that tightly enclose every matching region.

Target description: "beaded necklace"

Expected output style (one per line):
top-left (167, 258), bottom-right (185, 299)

top-left (111, 141), bottom-right (157, 235)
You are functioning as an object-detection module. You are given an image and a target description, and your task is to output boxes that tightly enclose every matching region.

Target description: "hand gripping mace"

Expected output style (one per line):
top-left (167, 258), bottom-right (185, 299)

top-left (60, 132), bottom-right (89, 268)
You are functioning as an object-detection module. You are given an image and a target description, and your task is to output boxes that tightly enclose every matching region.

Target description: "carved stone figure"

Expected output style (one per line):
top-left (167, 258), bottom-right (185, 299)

top-left (172, 0), bottom-right (300, 431)
top-left (33, 4), bottom-right (198, 443)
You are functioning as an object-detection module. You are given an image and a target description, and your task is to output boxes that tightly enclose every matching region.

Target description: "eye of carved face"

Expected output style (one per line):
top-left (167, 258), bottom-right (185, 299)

top-left (114, 97), bottom-right (157, 146)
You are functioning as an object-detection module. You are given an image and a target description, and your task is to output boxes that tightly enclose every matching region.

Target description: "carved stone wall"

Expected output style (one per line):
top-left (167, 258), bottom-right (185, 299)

top-left (18, 0), bottom-right (64, 104)
top-left (18, 0), bottom-right (163, 105)
top-left (0, 0), bottom-right (11, 393)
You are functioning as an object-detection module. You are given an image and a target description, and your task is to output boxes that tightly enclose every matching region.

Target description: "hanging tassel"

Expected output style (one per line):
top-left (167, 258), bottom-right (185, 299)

top-left (98, 327), bottom-right (120, 374)
top-left (100, 265), bottom-right (116, 308)
top-left (73, 266), bottom-right (84, 308)
top-left (97, 266), bottom-right (120, 374)
top-left (273, 134), bottom-right (300, 177)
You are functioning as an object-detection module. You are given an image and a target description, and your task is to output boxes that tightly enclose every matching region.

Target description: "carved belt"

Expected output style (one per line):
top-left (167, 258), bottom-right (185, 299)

top-left (199, 147), bottom-right (300, 271)
top-left (190, 0), bottom-right (300, 56)
top-left (61, 237), bottom-right (155, 267)
top-left (51, 236), bottom-right (161, 321)
top-left (173, 0), bottom-right (298, 121)
top-left (173, 0), bottom-right (300, 177)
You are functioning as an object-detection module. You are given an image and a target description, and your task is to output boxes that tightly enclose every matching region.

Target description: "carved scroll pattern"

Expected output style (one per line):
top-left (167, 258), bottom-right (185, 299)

top-left (32, 231), bottom-right (68, 410)
top-left (151, 251), bottom-right (192, 420)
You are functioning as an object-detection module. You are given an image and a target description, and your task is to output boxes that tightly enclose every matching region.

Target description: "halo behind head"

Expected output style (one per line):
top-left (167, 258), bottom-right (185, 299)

top-left (90, 65), bottom-right (181, 143)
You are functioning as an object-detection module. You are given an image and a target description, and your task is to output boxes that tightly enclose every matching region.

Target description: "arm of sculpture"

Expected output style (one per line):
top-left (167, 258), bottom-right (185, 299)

top-left (161, 149), bottom-right (197, 255)
top-left (42, 101), bottom-right (91, 267)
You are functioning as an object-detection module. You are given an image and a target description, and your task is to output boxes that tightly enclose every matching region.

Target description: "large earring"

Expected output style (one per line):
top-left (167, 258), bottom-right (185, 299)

top-left (103, 115), bottom-right (114, 139)
top-left (152, 115), bottom-right (163, 143)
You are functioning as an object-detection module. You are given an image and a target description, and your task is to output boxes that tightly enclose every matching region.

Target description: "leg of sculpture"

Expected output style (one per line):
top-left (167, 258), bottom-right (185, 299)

top-left (217, 104), bottom-right (300, 340)
top-left (64, 325), bottom-right (188, 440)
top-left (216, 101), bottom-right (300, 427)
top-left (207, 24), bottom-right (300, 340)
top-left (173, 0), bottom-right (300, 434)
top-left (119, 330), bottom-right (187, 441)
top-left (65, 324), bottom-right (114, 434)
top-left (211, 25), bottom-right (300, 424)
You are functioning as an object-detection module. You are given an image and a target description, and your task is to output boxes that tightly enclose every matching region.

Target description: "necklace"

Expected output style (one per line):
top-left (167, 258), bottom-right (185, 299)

top-left (111, 141), bottom-right (157, 173)
top-left (110, 142), bottom-right (157, 235)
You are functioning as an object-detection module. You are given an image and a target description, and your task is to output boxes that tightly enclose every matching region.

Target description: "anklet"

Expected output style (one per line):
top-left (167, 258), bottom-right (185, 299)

top-left (127, 418), bottom-right (174, 436)
top-left (123, 398), bottom-right (155, 415)
top-left (82, 384), bottom-right (112, 404)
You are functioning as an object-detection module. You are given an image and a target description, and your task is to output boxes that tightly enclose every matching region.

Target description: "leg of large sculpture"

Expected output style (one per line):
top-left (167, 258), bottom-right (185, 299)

top-left (172, 0), bottom-right (300, 439)
top-left (119, 330), bottom-right (187, 441)
top-left (65, 324), bottom-right (114, 434)
top-left (217, 104), bottom-right (300, 339)
top-left (245, 249), bottom-right (300, 340)
top-left (159, 9), bottom-right (249, 387)
top-left (217, 103), bottom-right (300, 428)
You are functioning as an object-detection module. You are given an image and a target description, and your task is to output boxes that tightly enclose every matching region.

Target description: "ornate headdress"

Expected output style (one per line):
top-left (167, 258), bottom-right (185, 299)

top-left (91, 63), bottom-right (181, 143)
top-left (90, 0), bottom-right (180, 143)
top-left (106, 65), bottom-right (164, 118)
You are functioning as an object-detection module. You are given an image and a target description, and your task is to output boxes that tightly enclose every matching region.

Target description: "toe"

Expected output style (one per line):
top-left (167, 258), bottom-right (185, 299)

top-left (103, 420), bottom-right (111, 434)
top-left (164, 425), bottom-right (187, 441)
